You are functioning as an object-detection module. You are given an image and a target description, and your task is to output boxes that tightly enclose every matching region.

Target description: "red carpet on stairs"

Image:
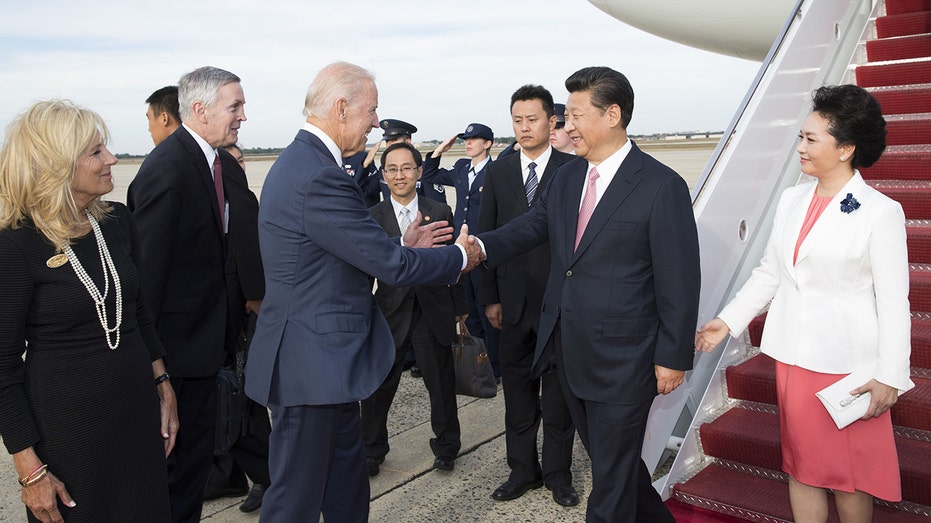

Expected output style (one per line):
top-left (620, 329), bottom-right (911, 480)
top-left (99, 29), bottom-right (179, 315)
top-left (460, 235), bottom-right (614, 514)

top-left (671, 0), bottom-right (931, 520)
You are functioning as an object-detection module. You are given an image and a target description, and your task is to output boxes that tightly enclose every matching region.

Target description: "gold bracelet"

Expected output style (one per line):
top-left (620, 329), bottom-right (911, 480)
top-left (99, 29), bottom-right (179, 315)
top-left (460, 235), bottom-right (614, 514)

top-left (18, 464), bottom-right (48, 487)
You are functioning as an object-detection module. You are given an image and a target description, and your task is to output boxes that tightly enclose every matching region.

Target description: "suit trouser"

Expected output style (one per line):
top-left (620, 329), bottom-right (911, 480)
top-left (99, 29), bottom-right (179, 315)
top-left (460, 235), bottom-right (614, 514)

top-left (464, 271), bottom-right (501, 376)
top-left (361, 304), bottom-right (461, 460)
top-left (554, 333), bottom-right (674, 523)
top-left (167, 376), bottom-right (217, 523)
top-left (499, 308), bottom-right (574, 488)
top-left (262, 402), bottom-right (369, 523)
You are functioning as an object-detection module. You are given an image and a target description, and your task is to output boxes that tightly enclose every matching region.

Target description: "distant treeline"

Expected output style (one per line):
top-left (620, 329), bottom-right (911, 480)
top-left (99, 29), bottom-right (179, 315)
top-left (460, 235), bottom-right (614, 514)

top-left (117, 146), bottom-right (284, 160)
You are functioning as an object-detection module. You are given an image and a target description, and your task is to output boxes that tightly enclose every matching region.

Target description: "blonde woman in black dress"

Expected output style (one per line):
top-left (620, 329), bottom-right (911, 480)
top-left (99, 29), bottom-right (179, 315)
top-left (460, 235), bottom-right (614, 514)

top-left (0, 100), bottom-right (178, 522)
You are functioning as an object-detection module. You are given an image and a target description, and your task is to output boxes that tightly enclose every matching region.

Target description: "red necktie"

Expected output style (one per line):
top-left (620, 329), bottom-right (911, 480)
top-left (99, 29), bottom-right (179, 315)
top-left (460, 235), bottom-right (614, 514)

top-left (574, 167), bottom-right (600, 251)
top-left (213, 154), bottom-right (225, 228)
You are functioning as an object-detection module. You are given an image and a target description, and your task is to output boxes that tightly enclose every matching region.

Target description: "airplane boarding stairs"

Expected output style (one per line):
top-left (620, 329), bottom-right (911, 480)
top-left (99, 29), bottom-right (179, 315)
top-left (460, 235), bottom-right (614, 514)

top-left (660, 0), bottom-right (931, 521)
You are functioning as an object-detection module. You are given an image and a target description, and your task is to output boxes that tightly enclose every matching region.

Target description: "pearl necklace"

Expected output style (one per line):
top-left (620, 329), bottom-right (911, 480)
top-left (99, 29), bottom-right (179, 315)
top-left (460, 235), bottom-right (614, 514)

top-left (63, 212), bottom-right (122, 350)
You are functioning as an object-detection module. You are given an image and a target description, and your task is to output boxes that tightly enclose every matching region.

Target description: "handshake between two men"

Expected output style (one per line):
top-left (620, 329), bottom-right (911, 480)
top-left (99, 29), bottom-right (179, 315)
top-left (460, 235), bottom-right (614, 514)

top-left (402, 211), bottom-right (485, 273)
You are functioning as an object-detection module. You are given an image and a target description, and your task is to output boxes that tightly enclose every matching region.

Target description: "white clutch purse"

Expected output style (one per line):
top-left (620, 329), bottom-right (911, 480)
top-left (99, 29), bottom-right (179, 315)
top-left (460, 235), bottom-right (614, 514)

top-left (816, 363), bottom-right (915, 430)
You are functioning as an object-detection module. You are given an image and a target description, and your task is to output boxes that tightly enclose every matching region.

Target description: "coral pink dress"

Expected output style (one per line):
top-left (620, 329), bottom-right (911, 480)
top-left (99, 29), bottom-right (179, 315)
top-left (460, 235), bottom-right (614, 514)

top-left (778, 192), bottom-right (901, 501)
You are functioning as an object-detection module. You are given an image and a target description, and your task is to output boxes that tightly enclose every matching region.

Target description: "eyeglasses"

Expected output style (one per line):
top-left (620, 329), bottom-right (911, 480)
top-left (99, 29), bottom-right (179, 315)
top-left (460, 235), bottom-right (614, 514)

top-left (384, 165), bottom-right (418, 176)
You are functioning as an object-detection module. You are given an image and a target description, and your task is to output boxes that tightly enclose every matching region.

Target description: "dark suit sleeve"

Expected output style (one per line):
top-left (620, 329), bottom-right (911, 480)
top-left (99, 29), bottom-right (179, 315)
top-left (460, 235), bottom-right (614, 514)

top-left (119, 203), bottom-right (167, 362)
top-left (650, 175), bottom-right (701, 370)
top-left (127, 158), bottom-right (183, 321)
top-left (224, 156), bottom-right (264, 300)
top-left (421, 154), bottom-right (458, 187)
top-left (304, 165), bottom-right (461, 287)
top-left (475, 161), bottom-right (501, 306)
top-left (480, 173), bottom-right (551, 269)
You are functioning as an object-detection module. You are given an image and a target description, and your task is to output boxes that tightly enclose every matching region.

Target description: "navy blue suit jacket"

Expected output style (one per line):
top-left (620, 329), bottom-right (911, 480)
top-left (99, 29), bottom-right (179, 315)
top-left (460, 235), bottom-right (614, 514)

top-left (245, 130), bottom-right (463, 407)
top-left (422, 154), bottom-right (491, 235)
top-left (479, 142), bottom-right (700, 405)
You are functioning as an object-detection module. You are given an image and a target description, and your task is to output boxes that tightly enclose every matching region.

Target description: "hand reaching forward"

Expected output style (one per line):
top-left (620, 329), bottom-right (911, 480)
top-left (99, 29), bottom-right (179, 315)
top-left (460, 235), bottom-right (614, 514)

top-left (695, 318), bottom-right (730, 352)
top-left (404, 211), bottom-right (453, 248)
top-left (455, 224), bottom-right (485, 272)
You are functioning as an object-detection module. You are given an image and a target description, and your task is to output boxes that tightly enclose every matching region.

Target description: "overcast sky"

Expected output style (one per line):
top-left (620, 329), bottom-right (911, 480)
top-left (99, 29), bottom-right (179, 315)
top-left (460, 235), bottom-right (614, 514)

top-left (0, 0), bottom-right (763, 155)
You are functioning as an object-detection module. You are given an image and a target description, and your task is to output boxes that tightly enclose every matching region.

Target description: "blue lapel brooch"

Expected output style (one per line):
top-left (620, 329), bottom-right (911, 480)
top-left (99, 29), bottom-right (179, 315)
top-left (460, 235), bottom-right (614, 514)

top-left (840, 193), bottom-right (860, 214)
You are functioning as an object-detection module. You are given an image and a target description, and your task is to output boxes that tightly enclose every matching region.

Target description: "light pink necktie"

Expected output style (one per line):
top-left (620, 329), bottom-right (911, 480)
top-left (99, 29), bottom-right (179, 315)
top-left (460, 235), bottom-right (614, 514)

top-left (574, 167), bottom-right (600, 251)
top-left (213, 154), bottom-right (225, 227)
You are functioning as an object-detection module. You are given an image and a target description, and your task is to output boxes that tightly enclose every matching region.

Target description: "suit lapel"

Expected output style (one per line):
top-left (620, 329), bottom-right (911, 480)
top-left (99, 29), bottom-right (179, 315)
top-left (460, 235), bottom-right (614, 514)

top-left (571, 146), bottom-right (645, 261)
top-left (178, 128), bottom-right (224, 236)
top-left (501, 155), bottom-right (527, 207)
top-left (794, 174), bottom-right (867, 265)
top-left (373, 201), bottom-right (402, 237)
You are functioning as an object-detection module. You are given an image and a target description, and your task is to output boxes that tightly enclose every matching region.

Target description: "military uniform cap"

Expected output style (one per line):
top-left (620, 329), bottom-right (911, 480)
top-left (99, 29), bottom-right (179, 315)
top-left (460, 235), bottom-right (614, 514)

top-left (456, 123), bottom-right (493, 141)
top-left (380, 119), bottom-right (417, 140)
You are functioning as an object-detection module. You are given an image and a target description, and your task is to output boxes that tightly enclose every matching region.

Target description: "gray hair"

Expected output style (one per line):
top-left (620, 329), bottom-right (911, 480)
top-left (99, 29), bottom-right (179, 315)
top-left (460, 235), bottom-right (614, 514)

top-left (303, 62), bottom-right (375, 118)
top-left (178, 66), bottom-right (241, 121)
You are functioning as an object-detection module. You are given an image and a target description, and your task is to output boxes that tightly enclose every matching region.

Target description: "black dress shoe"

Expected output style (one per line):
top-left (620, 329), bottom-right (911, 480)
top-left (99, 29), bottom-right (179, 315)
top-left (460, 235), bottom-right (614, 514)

top-left (410, 365), bottom-right (422, 378)
top-left (433, 457), bottom-right (455, 471)
top-left (366, 456), bottom-right (384, 477)
top-left (491, 479), bottom-right (543, 501)
top-left (550, 484), bottom-right (580, 507)
top-left (239, 484), bottom-right (266, 513)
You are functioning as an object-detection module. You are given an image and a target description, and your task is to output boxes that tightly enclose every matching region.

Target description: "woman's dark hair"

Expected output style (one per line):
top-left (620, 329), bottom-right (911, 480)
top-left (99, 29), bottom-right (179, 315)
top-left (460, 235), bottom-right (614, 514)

top-left (811, 85), bottom-right (886, 168)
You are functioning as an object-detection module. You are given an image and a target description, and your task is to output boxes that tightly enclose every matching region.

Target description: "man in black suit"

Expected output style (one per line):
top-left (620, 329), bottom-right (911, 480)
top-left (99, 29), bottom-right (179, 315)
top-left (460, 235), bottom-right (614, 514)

top-left (362, 142), bottom-right (466, 475)
top-left (128, 66), bottom-right (250, 523)
top-left (478, 84), bottom-right (577, 507)
top-left (477, 67), bottom-right (700, 522)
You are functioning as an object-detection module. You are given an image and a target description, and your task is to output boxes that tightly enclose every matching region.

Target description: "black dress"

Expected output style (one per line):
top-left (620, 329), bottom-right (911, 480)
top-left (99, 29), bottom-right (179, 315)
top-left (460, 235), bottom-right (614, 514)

top-left (0, 203), bottom-right (171, 522)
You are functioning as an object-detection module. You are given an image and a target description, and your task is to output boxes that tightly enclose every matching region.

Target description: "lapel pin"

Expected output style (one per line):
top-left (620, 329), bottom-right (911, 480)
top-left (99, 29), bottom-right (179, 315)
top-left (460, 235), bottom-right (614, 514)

top-left (46, 253), bottom-right (69, 268)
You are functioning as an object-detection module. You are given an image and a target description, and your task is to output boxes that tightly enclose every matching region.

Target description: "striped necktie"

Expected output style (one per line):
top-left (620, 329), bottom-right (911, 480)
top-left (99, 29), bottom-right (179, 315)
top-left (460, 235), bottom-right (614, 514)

top-left (399, 207), bottom-right (412, 235)
top-left (212, 154), bottom-right (225, 228)
top-left (525, 162), bottom-right (538, 205)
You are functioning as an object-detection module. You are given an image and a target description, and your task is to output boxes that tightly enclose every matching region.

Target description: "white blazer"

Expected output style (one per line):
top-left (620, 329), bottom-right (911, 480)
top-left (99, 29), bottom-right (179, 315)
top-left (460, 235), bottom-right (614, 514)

top-left (719, 172), bottom-right (913, 391)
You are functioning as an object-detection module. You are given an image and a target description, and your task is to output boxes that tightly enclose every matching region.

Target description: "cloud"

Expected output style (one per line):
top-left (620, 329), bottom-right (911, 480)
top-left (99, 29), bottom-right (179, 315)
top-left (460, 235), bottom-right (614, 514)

top-left (0, 0), bottom-right (760, 154)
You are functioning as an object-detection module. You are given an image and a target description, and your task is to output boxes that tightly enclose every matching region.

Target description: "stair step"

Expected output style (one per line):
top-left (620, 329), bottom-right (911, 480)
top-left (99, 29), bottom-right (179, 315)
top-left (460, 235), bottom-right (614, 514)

top-left (886, 0), bottom-right (931, 17)
top-left (860, 145), bottom-right (931, 181)
top-left (698, 407), bottom-right (931, 507)
top-left (895, 377), bottom-right (931, 432)
top-left (909, 264), bottom-right (931, 311)
top-left (906, 221), bottom-right (931, 264)
top-left (886, 113), bottom-right (931, 145)
top-left (877, 10), bottom-right (931, 39)
top-left (700, 408), bottom-right (782, 471)
top-left (911, 314), bottom-right (931, 369)
top-left (869, 180), bottom-right (931, 218)
top-left (867, 33), bottom-right (931, 62)
top-left (857, 58), bottom-right (931, 87)
top-left (868, 84), bottom-right (931, 114)
top-left (726, 353), bottom-right (777, 405)
top-left (673, 463), bottom-right (931, 523)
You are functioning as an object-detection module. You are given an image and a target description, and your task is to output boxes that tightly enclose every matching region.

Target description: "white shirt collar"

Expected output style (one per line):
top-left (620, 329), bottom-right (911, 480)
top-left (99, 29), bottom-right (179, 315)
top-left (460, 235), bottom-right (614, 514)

top-left (520, 146), bottom-right (553, 176)
top-left (470, 156), bottom-right (490, 173)
top-left (587, 139), bottom-right (632, 184)
top-left (302, 122), bottom-right (343, 167)
top-left (389, 195), bottom-right (419, 232)
top-left (181, 123), bottom-right (217, 172)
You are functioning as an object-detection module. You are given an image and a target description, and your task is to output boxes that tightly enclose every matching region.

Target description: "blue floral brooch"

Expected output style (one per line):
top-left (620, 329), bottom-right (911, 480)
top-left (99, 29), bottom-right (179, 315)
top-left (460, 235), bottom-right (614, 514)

top-left (840, 193), bottom-right (860, 214)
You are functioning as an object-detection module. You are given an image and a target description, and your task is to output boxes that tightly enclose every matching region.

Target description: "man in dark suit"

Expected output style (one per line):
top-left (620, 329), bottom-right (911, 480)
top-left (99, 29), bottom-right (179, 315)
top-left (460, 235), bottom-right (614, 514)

top-left (362, 142), bottom-right (465, 476)
top-left (422, 123), bottom-right (501, 377)
top-left (478, 84), bottom-right (577, 507)
top-left (477, 67), bottom-right (700, 523)
top-left (128, 66), bottom-right (250, 523)
top-left (244, 61), bottom-right (482, 523)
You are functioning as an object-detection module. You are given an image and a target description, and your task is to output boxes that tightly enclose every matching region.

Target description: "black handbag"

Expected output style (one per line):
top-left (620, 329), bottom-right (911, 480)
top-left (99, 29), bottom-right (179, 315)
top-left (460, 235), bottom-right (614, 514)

top-left (451, 318), bottom-right (497, 398)
top-left (214, 366), bottom-right (243, 453)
